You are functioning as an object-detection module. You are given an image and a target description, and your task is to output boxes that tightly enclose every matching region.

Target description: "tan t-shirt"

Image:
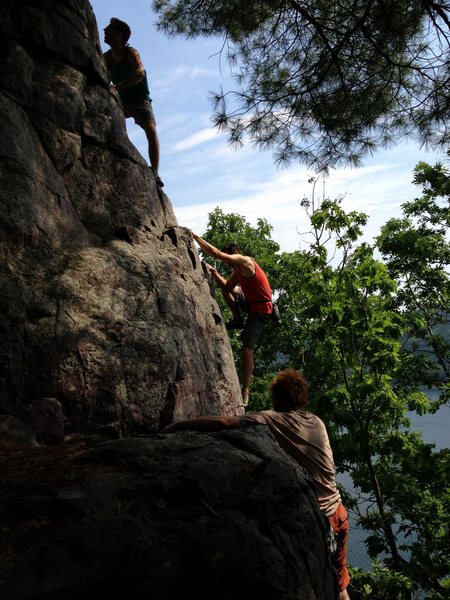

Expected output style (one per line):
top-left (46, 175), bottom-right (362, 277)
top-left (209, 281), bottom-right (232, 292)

top-left (240, 410), bottom-right (341, 516)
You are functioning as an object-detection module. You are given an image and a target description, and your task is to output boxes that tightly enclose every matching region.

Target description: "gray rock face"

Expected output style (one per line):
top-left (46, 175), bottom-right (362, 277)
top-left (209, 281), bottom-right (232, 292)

top-left (0, 0), bottom-right (242, 438)
top-left (0, 427), bottom-right (338, 599)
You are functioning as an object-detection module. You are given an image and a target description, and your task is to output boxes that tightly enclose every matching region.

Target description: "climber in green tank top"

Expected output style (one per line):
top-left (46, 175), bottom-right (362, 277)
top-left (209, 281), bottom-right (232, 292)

top-left (103, 17), bottom-right (163, 187)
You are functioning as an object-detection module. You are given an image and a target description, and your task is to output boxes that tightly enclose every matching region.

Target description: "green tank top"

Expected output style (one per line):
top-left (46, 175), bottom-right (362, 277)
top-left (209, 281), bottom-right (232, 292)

top-left (104, 46), bottom-right (151, 104)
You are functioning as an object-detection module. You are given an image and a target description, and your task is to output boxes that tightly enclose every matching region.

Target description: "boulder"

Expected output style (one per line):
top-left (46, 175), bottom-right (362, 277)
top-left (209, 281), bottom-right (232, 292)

top-left (16, 397), bottom-right (65, 444)
top-left (0, 427), bottom-right (338, 599)
top-left (0, 415), bottom-right (38, 446)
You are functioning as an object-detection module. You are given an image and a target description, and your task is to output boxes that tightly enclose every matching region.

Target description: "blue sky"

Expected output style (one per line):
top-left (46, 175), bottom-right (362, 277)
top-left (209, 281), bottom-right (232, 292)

top-left (90, 0), bottom-right (444, 252)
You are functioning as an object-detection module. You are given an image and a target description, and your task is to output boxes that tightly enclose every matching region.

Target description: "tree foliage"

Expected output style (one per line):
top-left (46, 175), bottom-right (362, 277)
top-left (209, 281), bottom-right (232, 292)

top-left (153, 0), bottom-right (450, 170)
top-left (377, 157), bottom-right (450, 396)
top-left (199, 159), bottom-right (450, 598)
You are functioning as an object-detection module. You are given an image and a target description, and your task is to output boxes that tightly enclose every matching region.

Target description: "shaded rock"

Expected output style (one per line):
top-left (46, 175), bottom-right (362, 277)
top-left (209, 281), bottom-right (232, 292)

top-left (0, 427), bottom-right (338, 599)
top-left (0, 415), bottom-right (38, 446)
top-left (16, 397), bottom-right (65, 445)
top-left (0, 0), bottom-right (242, 438)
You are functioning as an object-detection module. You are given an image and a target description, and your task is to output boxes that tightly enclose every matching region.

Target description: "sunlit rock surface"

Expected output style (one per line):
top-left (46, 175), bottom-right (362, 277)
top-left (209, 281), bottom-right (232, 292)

top-left (0, 0), bottom-right (242, 439)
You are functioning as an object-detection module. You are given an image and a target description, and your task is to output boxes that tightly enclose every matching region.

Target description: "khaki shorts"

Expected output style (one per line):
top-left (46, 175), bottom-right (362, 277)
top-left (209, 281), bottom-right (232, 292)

top-left (241, 312), bottom-right (270, 350)
top-left (123, 99), bottom-right (156, 127)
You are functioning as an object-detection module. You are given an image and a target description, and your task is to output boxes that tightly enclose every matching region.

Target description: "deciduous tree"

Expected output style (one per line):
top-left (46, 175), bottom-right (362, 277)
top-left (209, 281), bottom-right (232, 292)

top-left (199, 160), bottom-right (450, 598)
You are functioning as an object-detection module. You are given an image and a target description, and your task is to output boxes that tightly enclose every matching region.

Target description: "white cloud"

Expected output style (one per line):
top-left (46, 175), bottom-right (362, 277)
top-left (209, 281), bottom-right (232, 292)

top-left (169, 127), bottom-right (226, 153)
top-left (152, 64), bottom-right (220, 96)
top-left (171, 152), bottom-right (434, 253)
top-left (158, 112), bottom-right (196, 131)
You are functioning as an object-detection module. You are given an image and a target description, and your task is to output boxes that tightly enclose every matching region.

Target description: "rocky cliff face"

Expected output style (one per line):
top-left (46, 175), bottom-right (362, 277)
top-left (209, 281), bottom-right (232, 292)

top-left (0, 427), bottom-right (338, 599)
top-left (0, 0), bottom-right (242, 440)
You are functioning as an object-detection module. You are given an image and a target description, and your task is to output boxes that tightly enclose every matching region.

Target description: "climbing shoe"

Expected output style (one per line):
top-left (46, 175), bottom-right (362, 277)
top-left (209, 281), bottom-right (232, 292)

top-left (150, 167), bottom-right (164, 188)
top-left (226, 317), bottom-right (244, 330)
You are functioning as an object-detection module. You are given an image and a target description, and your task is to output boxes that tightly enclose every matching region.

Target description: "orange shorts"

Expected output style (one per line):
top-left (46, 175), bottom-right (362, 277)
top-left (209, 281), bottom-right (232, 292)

top-left (328, 502), bottom-right (351, 592)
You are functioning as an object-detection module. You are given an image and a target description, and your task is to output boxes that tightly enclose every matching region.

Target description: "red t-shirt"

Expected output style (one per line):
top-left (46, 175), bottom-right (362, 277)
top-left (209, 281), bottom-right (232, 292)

top-left (234, 259), bottom-right (272, 314)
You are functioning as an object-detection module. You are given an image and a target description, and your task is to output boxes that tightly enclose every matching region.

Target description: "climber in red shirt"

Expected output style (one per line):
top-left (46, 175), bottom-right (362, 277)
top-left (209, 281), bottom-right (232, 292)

top-left (191, 232), bottom-right (273, 405)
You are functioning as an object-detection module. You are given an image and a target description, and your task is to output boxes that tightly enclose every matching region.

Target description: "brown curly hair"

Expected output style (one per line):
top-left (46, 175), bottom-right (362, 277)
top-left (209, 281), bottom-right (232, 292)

top-left (269, 369), bottom-right (309, 411)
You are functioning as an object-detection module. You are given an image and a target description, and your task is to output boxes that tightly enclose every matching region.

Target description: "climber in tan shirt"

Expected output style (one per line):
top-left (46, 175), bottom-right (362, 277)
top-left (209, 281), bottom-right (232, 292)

top-left (163, 369), bottom-right (351, 599)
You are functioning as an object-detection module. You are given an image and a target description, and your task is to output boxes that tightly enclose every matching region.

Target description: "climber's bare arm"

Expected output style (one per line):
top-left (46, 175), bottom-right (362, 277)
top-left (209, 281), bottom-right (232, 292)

top-left (162, 415), bottom-right (241, 433)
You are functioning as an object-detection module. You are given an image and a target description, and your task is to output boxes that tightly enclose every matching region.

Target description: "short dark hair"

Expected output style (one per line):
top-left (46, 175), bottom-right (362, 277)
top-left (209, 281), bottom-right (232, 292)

top-left (109, 18), bottom-right (131, 44)
top-left (221, 242), bottom-right (241, 255)
top-left (269, 370), bottom-right (309, 411)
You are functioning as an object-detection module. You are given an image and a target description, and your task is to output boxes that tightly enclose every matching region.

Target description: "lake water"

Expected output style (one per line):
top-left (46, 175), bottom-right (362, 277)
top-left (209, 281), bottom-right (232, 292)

top-left (337, 390), bottom-right (449, 570)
